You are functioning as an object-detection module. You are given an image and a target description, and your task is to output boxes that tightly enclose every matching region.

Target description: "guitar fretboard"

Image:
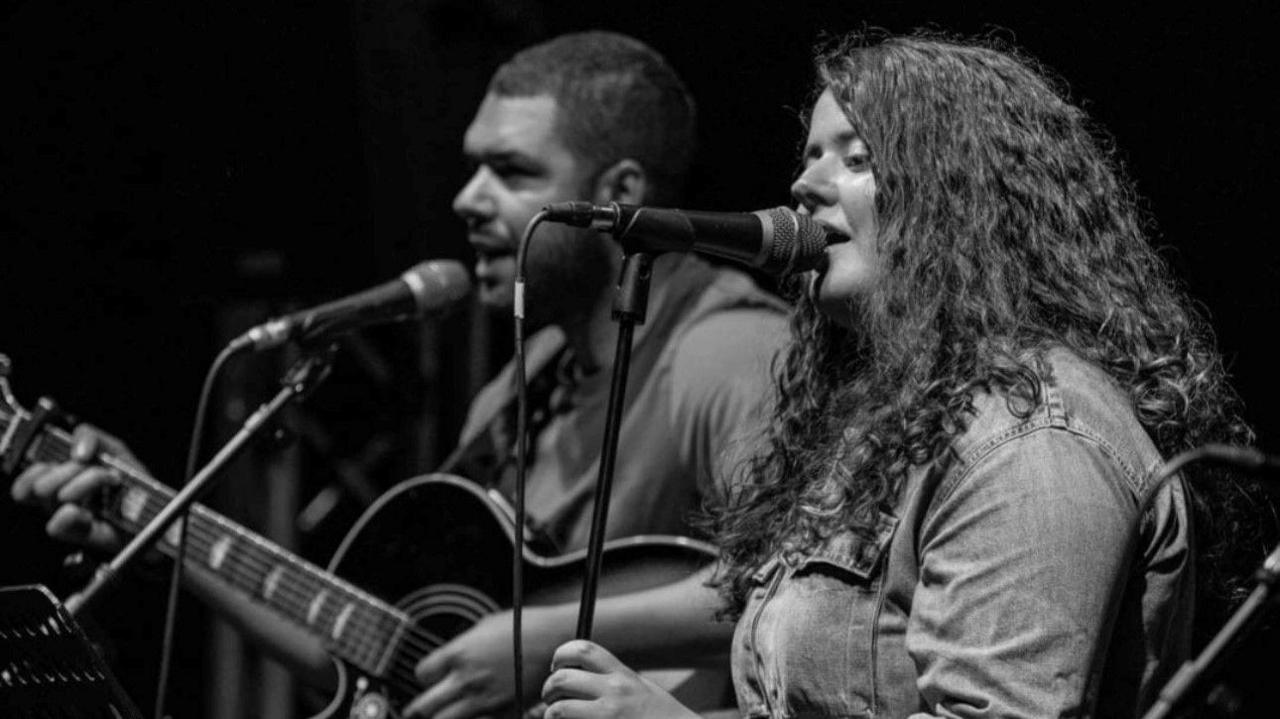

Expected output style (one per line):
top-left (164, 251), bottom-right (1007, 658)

top-left (18, 421), bottom-right (414, 678)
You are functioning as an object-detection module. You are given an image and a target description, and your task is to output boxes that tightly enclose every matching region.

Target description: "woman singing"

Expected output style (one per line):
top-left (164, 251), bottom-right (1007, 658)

top-left (539, 32), bottom-right (1259, 719)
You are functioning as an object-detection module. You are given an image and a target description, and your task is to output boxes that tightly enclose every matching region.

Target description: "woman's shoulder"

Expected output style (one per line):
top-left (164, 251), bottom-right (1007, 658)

top-left (952, 348), bottom-right (1164, 488)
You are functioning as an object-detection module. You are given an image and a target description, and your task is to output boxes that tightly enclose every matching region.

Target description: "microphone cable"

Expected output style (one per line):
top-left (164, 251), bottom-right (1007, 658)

top-left (1137, 443), bottom-right (1280, 719)
top-left (509, 209), bottom-right (551, 718)
top-left (152, 341), bottom-right (238, 719)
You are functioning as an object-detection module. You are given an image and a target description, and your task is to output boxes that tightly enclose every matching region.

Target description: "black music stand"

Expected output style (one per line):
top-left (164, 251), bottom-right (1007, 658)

top-left (0, 584), bottom-right (142, 719)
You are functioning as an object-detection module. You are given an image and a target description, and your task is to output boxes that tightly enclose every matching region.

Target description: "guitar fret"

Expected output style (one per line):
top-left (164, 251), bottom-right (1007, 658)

top-left (162, 517), bottom-right (186, 549)
top-left (0, 408), bottom-right (599, 700)
top-left (331, 602), bottom-right (355, 642)
top-left (0, 411), bottom-right (22, 457)
top-left (376, 615), bottom-right (413, 676)
top-left (47, 447), bottom-right (411, 672)
top-left (336, 603), bottom-right (387, 671)
top-left (261, 565), bottom-right (285, 603)
top-left (217, 531), bottom-right (262, 596)
top-left (307, 588), bottom-right (330, 626)
top-left (207, 535), bottom-right (233, 571)
top-left (262, 563), bottom-right (304, 619)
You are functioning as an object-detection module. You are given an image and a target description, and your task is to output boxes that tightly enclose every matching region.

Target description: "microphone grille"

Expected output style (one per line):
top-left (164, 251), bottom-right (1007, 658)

top-left (759, 207), bottom-right (828, 275)
top-left (403, 259), bottom-right (473, 315)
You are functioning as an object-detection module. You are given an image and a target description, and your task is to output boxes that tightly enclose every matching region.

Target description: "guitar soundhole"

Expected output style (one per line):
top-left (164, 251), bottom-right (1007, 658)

top-left (397, 583), bottom-right (501, 648)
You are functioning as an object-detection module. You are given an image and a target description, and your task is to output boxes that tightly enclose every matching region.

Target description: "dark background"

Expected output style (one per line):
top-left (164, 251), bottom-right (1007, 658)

top-left (2, 1), bottom-right (1277, 717)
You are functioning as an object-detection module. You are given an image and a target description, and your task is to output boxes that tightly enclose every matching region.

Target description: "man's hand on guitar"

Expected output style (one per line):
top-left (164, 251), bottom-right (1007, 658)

top-left (10, 425), bottom-right (139, 554)
top-left (405, 607), bottom-right (564, 718)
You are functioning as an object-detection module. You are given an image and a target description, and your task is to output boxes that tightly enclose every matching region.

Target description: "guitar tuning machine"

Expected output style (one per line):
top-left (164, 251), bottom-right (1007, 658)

top-left (0, 353), bottom-right (11, 377)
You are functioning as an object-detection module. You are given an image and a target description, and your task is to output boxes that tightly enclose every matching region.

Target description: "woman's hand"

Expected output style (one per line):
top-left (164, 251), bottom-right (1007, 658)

top-left (541, 640), bottom-right (701, 719)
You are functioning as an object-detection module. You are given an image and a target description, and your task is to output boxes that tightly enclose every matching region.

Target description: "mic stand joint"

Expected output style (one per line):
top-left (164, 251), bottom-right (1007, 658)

top-left (65, 345), bottom-right (338, 617)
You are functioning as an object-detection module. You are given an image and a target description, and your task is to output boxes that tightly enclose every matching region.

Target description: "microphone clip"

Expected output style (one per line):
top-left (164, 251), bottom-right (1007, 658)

top-left (543, 201), bottom-right (622, 232)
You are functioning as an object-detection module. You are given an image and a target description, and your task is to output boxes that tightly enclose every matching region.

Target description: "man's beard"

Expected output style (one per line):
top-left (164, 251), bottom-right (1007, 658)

top-left (519, 223), bottom-right (617, 332)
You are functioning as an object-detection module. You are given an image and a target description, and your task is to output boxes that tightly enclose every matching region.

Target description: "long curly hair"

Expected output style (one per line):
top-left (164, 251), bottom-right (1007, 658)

top-left (710, 32), bottom-right (1268, 629)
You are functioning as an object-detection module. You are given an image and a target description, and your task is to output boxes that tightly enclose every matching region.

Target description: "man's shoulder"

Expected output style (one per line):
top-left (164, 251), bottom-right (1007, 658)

top-left (670, 263), bottom-right (789, 346)
top-left (670, 268), bottom-right (789, 373)
top-left (459, 326), bottom-right (566, 439)
top-left (675, 306), bottom-right (789, 361)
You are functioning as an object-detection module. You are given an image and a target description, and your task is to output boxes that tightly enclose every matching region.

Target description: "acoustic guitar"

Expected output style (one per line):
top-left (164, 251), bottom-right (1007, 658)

top-left (0, 358), bottom-right (723, 718)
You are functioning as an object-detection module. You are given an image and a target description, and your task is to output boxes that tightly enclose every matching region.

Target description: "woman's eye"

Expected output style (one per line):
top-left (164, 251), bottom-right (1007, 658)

top-left (844, 153), bottom-right (871, 171)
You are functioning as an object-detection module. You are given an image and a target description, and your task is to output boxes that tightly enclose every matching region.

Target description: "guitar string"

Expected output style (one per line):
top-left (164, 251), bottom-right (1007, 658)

top-left (27, 437), bottom-right (453, 681)
top-left (134, 492), bottom-right (454, 676)
top-left (165, 513), bottom-right (445, 694)
top-left (12, 414), bottom-right (650, 707)
top-left (107, 485), bottom-right (445, 692)
top-left (28, 434), bottom-right (469, 689)
top-left (26, 432), bottom-right (422, 663)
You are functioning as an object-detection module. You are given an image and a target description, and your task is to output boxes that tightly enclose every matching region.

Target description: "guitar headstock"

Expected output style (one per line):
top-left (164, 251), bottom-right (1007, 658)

top-left (0, 355), bottom-right (76, 476)
top-left (0, 353), bottom-right (23, 426)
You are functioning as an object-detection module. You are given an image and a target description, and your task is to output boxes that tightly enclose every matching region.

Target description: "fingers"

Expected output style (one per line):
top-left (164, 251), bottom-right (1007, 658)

top-left (46, 504), bottom-right (97, 543)
top-left (11, 423), bottom-right (123, 508)
top-left (540, 699), bottom-right (593, 719)
top-left (76, 424), bottom-right (143, 469)
top-left (403, 671), bottom-right (491, 719)
top-left (12, 462), bottom-right (117, 508)
top-left (12, 462), bottom-right (74, 505)
top-left (416, 646), bottom-right (450, 687)
top-left (70, 425), bottom-right (108, 462)
top-left (549, 640), bottom-right (625, 675)
top-left (46, 503), bottom-right (121, 551)
top-left (57, 465), bottom-right (119, 504)
top-left (45, 501), bottom-right (97, 539)
top-left (540, 668), bottom-right (602, 705)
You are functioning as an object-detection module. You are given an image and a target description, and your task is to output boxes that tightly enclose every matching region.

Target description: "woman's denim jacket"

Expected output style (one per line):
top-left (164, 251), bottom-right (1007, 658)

top-left (731, 350), bottom-right (1194, 718)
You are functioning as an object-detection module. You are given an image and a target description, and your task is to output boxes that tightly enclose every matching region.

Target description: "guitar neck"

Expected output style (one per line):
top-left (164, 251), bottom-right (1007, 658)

top-left (21, 424), bottom-right (410, 677)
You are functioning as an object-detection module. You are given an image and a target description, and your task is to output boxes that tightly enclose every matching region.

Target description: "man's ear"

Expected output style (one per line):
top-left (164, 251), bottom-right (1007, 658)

top-left (591, 159), bottom-right (648, 206)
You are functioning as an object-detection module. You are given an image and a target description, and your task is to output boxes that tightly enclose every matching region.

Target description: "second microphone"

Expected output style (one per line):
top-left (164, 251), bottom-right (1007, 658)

top-left (542, 202), bottom-right (830, 276)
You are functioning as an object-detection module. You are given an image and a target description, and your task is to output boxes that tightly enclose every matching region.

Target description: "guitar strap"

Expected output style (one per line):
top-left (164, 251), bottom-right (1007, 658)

top-left (436, 336), bottom-right (571, 491)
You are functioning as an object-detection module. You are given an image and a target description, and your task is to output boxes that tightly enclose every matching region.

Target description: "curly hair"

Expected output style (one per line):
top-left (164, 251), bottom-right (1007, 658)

top-left (709, 32), bottom-right (1269, 631)
top-left (488, 31), bottom-right (697, 206)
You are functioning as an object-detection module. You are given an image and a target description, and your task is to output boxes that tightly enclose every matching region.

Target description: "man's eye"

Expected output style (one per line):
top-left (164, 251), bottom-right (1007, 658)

top-left (491, 163), bottom-right (533, 179)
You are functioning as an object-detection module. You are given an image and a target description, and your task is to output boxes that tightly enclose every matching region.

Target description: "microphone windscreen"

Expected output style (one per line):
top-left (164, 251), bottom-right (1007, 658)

top-left (757, 207), bottom-right (829, 275)
top-left (403, 260), bottom-right (473, 315)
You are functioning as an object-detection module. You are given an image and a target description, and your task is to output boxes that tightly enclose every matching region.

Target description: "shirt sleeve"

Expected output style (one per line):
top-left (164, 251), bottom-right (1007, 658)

top-left (906, 426), bottom-right (1141, 718)
top-left (667, 307), bottom-right (788, 503)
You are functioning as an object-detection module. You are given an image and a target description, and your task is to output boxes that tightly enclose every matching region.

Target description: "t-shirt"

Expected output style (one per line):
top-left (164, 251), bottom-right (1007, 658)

top-left (446, 255), bottom-right (789, 552)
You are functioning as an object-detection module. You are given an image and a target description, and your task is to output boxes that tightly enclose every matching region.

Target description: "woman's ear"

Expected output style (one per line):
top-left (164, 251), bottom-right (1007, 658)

top-left (591, 159), bottom-right (648, 206)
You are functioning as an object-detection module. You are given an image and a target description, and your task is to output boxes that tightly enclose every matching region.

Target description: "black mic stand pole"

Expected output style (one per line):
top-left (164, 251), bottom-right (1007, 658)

top-left (65, 346), bottom-right (337, 618)
top-left (574, 251), bottom-right (653, 639)
top-left (1143, 541), bottom-right (1280, 719)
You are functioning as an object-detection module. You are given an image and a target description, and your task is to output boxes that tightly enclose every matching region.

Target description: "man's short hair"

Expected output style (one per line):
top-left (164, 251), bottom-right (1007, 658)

top-left (489, 31), bottom-right (697, 206)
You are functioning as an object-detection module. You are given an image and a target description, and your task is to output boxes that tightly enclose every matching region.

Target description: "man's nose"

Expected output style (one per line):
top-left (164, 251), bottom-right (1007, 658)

top-left (453, 168), bottom-right (494, 220)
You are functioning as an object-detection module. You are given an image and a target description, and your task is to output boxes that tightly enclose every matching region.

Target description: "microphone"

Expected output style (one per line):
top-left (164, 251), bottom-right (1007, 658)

top-left (229, 259), bottom-right (472, 352)
top-left (542, 201), bottom-right (830, 276)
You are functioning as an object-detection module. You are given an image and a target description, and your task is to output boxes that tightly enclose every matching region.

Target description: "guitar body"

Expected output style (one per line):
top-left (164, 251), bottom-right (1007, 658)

top-left (0, 368), bottom-right (728, 719)
top-left (324, 474), bottom-right (723, 717)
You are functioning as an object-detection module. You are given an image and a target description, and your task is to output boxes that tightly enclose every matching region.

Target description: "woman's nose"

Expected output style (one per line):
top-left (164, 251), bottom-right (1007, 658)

top-left (790, 164), bottom-right (836, 213)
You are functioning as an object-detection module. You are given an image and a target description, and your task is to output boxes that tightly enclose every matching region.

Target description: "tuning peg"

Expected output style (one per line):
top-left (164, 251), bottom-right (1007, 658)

top-left (0, 353), bottom-right (11, 377)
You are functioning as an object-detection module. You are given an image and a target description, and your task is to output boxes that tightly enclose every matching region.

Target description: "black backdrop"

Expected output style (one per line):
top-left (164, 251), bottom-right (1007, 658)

top-left (2, 1), bottom-right (1277, 717)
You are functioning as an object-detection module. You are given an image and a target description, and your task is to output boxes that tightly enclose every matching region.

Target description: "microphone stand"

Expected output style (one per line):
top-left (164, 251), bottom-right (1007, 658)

top-left (65, 345), bottom-right (337, 618)
top-left (1142, 541), bottom-right (1280, 719)
top-left (574, 251), bottom-right (654, 639)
